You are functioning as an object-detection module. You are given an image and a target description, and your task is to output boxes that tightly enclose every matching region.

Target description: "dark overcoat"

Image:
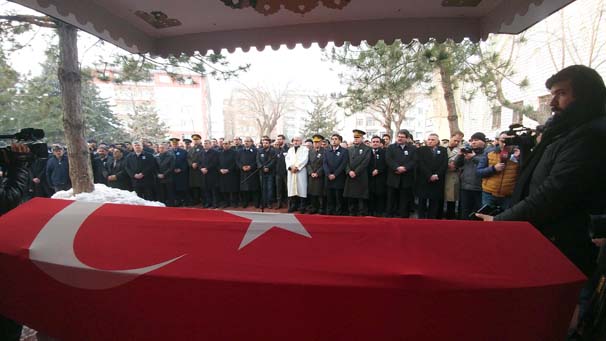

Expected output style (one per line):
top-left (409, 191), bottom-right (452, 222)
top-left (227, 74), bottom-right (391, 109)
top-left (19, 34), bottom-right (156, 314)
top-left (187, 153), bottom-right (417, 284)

top-left (30, 157), bottom-right (52, 197)
top-left (306, 147), bottom-right (325, 196)
top-left (323, 146), bottom-right (348, 190)
top-left (368, 148), bottom-right (387, 195)
top-left (125, 151), bottom-right (157, 189)
top-left (172, 147), bottom-right (189, 191)
top-left (218, 148), bottom-right (239, 193)
top-left (188, 144), bottom-right (204, 188)
top-left (343, 143), bottom-right (372, 199)
top-left (107, 157), bottom-right (131, 191)
top-left (385, 143), bottom-right (416, 189)
top-left (196, 148), bottom-right (220, 190)
top-left (274, 145), bottom-right (288, 178)
top-left (156, 151), bottom-right (175, 184)
top-left (237, 147), bottom-right (260, 191)
top-left (415, 146), bottom-right (448, 200)
top-left (257, 147), bottom-right (276, 175)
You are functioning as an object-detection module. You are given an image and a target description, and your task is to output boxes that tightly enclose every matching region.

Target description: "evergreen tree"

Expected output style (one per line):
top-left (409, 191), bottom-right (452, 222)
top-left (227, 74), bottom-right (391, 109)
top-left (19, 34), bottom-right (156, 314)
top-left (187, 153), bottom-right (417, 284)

top-left (329, 40), bottom-right (426, 138)
top-left (0, 50), bottom-right (21, 133)
top-left (419, 39), bottom-right (477, 135)
top-left (127, 103), bottom-right (169, 142)
top-left (300, 96), bottom-right (338, 139)
top-left (15, 47), bottom-right (129, 143)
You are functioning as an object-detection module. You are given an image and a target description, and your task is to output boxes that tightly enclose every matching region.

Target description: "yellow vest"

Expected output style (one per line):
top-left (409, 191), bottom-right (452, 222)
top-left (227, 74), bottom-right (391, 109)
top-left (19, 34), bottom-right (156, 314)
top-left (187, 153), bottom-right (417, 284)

top-left (481, 151), bottom-right (519, 197)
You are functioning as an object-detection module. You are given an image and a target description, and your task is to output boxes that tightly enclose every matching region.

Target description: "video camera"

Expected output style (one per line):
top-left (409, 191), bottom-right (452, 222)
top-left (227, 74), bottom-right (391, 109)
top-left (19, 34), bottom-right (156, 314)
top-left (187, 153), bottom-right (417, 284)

top-left (0, 128), bottom-right (48, 165)
top-left (460, 143), bottom-right (473, 154)
top-left (503, 123), bottom-right (535, 146)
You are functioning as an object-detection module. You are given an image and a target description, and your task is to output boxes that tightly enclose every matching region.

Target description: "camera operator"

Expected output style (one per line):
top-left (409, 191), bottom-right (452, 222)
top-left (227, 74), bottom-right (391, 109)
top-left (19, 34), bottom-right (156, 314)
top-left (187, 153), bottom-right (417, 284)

top-left (476, 65), bottom-right (606, 337)
top-left (455, 132), bottom-right (486, 220)
top-left (476, 132), bottom-right (520, 209)
top-left (0, 143), bottom-right (31, 340)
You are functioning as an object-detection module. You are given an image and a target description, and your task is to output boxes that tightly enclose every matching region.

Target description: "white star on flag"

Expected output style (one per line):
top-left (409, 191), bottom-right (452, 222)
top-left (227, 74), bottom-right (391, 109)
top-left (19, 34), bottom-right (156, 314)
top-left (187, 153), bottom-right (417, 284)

top-left (226, 211), bottom-right (312, 250)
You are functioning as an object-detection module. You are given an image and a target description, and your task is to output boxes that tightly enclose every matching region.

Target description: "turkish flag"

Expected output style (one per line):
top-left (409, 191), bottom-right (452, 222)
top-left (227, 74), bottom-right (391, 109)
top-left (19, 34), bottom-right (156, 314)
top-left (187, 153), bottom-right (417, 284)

top-left (0, 198), bottom-right (585, 340)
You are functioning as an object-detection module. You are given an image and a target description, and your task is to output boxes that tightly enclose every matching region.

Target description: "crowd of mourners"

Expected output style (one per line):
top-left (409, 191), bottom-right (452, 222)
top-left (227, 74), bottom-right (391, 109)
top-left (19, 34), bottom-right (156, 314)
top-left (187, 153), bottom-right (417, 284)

top-left (5, 126), bottom-right (540, 220)
top-left (1, 64), bottom-right (606, 340)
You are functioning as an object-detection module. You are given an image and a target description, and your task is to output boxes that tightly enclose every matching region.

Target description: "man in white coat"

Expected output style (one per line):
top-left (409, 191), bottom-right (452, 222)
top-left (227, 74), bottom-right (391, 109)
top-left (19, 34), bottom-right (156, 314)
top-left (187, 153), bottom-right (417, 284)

top-left (285, 135), bottom-right (309, 213)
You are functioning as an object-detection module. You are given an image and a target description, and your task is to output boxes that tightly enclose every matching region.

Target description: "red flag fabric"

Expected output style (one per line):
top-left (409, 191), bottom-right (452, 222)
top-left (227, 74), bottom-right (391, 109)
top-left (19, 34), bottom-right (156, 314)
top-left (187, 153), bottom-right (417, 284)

top-left (0, 198), bottom-right (585, 340)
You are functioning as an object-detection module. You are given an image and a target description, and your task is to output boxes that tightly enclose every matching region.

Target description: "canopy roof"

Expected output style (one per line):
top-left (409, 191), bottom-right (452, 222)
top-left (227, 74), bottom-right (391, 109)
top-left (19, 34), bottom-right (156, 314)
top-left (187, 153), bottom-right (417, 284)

top-left (12, 0), bottom-right (574, 56)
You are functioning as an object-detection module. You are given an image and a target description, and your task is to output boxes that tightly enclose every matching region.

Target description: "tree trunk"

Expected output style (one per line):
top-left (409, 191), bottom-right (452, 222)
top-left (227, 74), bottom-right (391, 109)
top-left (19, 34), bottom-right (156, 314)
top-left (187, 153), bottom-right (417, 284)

top-left (438, 65), bottom-right (461, 136)
top-left (57, 23), bottom-right (94, 194)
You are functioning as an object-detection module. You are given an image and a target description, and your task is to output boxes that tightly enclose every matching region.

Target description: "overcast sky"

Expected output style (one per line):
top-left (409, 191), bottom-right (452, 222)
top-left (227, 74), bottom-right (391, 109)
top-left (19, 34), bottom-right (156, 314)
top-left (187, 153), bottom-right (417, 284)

top-left (1, 0), bottom-right (346, 125)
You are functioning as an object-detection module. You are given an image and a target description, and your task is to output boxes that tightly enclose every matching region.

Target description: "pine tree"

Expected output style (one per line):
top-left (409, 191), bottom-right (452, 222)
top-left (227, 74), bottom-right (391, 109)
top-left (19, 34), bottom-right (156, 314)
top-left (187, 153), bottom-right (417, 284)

top-left (0, 50), bottom-right (21, 134)
top-left (127, 103), bottom-right (169, 142)
top-left (329, 40), bottom-right (426, 138)
top-left (300, 96), bottom-right (338, 139)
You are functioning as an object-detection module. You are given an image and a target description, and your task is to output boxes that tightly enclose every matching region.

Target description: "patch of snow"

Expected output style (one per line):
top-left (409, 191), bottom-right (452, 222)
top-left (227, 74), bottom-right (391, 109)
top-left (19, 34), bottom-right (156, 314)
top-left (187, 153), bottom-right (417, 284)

top-left (51, 184), bottom-right (165, 207)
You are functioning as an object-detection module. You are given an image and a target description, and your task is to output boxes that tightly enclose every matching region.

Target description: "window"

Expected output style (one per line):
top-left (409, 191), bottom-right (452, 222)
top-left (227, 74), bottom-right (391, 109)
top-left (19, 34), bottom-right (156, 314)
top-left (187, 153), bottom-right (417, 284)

top-left (491, 106), bottom-right (501, 129)
top-left (356, 118), bottom-right (364, 126)
top-left (512, 101), bottom-right (523, 124)
top-left (366, 117), bottom-right (375, 126)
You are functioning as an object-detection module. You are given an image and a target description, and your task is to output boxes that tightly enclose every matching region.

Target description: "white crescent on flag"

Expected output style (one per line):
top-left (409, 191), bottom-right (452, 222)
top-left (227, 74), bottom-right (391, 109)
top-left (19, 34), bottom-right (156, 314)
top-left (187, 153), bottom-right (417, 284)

top-left (29, 201), bottom-right (186, 290)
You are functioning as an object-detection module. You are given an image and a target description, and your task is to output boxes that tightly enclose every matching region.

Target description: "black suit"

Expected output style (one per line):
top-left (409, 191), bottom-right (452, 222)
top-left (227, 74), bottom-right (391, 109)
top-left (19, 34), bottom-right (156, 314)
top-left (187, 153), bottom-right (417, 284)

top-left (415, 146), bottom-right (448, 219)
top-left (156, 151), bottom-right (176, 206)
top-left (368, 148), bottom-right (387, 216)
top-left (323, 146), bottom-right (348, 215)
top-left (385, 143), bottom-right (417, 217)
top-left (197, 148), bottom-right (220, 208)
top-left (125, 151), bottom-right (158, 200)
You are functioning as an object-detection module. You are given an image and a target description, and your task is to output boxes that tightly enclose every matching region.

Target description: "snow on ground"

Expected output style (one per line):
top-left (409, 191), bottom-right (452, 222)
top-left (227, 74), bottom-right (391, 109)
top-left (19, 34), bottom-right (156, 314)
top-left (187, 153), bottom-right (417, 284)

top-left (51, 184), bottom-right (165, 207)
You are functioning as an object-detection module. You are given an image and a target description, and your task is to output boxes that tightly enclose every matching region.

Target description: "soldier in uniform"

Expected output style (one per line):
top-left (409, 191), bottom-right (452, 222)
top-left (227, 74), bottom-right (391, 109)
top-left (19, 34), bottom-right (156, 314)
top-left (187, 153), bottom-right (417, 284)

top-left (125, 140), bottom-right (158, 201)
top-left (197, 139), bottom-right (220, 208)
top-left (183, 138), bottom-right (192, 151)
top-left (237, 137), bottom-right (260, 208)
top-left (415, 133), bottom-right (448, 219)
top-left (169, 137), bottom-right (189, 206)
top-left (218, 140), bottom-right (239, 207)
top-left (156, 142), bottom-right (176, 206)
top-left (257, 137), bottom-right (276, 209)
top-left (285, 136), bottom-right (308, 213)
top-left (385, 129), bottom-right (417, 218)
top-left (343, 129), bottom-right (372, 216)
top-left (187, 134), bottom-right (204, 205)
top-left (368, 136), bottom-right (387, 217)
top-left (306, 134), bottom-right (325, 214)
top-left (323, 133), bottom-right (348, 215)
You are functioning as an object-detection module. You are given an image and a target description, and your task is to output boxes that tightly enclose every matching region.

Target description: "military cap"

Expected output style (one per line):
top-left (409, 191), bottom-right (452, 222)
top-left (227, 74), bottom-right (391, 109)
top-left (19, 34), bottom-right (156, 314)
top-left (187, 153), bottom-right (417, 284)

top-left (312, 134), bottom-right (325, 142)
top-left (191, 133), bottom-right (202, 140)
top-left (353, 129), bottom-right (366, 138)
top-left (183, 138), bottom-right (192, 143)
top-left (168, 137), bottom-right (180, 142)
